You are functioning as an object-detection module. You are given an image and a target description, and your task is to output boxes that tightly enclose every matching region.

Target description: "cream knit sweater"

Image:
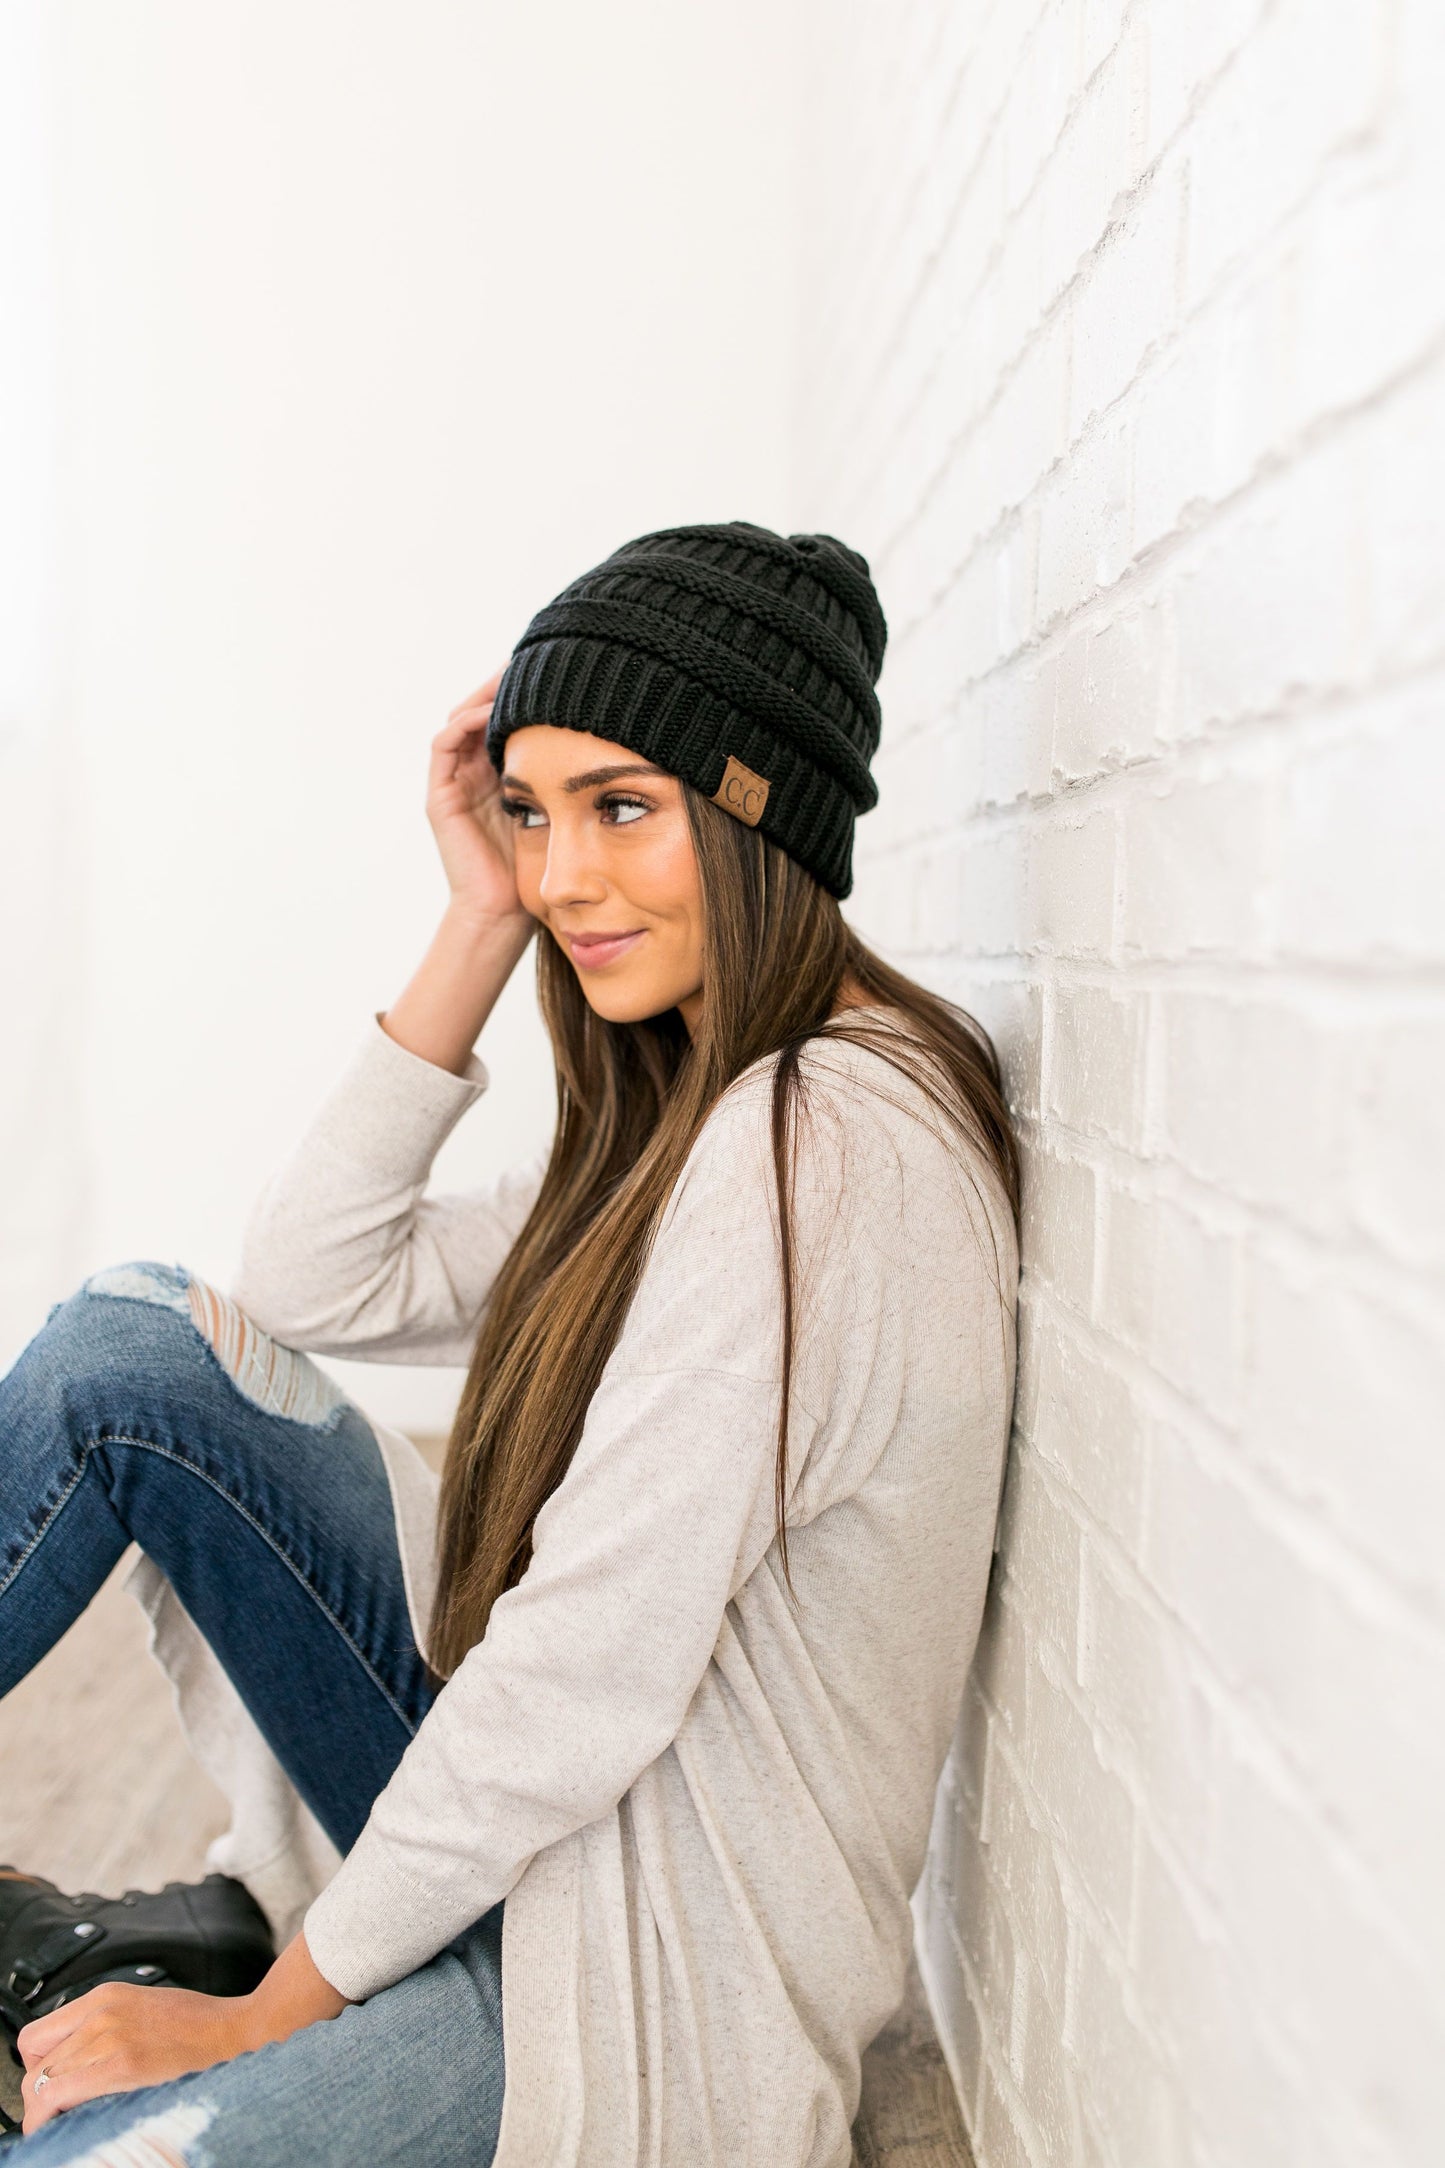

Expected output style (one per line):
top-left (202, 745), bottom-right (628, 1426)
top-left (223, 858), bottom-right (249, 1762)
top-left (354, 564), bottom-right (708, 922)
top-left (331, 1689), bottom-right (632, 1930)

top-left (128, 1008), bottom-right (1017, 2168)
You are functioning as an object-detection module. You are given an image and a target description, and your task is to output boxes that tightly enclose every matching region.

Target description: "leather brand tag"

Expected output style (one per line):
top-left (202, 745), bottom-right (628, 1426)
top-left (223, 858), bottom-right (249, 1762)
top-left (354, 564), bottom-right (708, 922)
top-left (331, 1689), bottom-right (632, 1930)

top-left (711, 754), bottom-right (771, 827)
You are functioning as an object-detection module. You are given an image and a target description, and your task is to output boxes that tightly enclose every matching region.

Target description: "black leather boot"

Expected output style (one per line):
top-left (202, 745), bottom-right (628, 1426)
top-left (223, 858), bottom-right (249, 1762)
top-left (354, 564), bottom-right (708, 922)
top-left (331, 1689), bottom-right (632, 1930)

top-left (0, 1866), bottom-right (276, 2133)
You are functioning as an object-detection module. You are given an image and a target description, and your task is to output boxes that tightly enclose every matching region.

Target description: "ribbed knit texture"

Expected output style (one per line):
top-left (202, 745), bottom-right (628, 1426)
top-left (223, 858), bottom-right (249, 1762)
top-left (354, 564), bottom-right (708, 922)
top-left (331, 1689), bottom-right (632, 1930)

top-left (484, 521), bottom-right (888, 898)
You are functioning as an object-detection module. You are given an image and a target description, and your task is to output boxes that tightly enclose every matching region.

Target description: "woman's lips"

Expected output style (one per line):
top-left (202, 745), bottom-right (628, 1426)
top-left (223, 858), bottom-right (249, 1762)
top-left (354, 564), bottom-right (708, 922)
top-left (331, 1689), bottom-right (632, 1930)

top-left (564, 928), bottom-right (647, 969)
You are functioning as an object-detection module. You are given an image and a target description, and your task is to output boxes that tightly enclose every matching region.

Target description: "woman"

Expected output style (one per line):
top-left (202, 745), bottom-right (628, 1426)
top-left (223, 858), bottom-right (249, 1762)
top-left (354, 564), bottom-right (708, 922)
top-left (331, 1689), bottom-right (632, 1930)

top-left (0, 521), bottom-right (1019, 2165)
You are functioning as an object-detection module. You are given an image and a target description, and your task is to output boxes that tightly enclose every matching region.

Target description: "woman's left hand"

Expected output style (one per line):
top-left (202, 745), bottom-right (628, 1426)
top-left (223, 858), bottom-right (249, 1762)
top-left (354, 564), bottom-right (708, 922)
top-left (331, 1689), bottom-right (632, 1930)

top-left (16, 1979), bottom-right (252, 2133)
top-left (15, 1928), bottom-right (350, 2134)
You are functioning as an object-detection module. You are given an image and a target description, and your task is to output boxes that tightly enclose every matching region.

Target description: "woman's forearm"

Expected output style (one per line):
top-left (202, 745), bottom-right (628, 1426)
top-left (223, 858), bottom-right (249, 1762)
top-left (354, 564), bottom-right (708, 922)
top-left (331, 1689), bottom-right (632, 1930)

top-left (382, 905), bottom-right (535, 1078)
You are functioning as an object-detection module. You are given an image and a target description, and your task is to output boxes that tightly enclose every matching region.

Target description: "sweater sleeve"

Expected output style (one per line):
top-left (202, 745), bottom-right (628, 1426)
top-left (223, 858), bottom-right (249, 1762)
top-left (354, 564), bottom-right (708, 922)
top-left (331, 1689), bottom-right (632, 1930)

top-left (230, 1015), bottom-right (548, 1366)
top-left (301, 1065), bottom-right (847, 2001)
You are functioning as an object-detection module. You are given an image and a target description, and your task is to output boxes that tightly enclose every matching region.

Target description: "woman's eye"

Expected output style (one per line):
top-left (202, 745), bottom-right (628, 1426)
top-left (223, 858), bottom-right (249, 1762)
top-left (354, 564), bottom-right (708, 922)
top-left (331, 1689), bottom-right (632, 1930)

top-left (600, 794), bottom-right (649, 825)
top-left (500, 799), bottom-right (545, 828)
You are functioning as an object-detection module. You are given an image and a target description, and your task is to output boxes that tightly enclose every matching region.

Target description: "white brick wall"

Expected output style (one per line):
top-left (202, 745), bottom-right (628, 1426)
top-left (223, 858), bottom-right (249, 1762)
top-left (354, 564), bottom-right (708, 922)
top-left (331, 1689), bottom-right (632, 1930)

top-left (793, 3), bottom-right (1445, 2162)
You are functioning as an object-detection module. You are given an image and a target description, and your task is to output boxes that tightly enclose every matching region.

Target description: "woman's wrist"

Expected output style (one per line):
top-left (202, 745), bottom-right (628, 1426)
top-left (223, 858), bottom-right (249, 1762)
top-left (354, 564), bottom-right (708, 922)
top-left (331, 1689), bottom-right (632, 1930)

top-left (439, 895), bottom-right (533, 949)
top-left (232, 1931), bottom-right (350, 2057)
top-left (382, 903), bottom-right (535, 1077)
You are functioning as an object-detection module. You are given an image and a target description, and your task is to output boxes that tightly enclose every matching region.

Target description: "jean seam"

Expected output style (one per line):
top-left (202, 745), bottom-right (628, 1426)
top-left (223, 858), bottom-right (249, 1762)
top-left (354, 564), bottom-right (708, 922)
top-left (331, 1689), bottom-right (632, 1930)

top-left (0, 1454), bottom-right (90, 1603)
top-left (1, 1433), bottom-right (421, 1737)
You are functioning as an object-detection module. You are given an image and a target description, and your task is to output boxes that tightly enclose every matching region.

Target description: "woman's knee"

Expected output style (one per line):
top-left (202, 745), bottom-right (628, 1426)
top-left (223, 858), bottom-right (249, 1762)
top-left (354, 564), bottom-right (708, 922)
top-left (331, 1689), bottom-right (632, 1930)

top-left (0, 1263), bottom-right (197, 1463)
top-left (57, 1257), bottom-right (353, 1439)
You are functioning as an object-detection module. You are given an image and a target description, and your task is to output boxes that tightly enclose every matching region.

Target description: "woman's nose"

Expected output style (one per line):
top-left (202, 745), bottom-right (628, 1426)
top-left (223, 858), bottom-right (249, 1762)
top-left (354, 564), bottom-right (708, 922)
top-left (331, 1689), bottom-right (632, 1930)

top-left (537, 817), bottom-right (607, 909)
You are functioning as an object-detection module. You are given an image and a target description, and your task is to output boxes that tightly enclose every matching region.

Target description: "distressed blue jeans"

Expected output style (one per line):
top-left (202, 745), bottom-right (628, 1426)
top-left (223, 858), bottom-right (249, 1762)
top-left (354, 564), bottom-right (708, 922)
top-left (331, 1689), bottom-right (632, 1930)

top-left (0, 1263), bottom-right (505, 2165)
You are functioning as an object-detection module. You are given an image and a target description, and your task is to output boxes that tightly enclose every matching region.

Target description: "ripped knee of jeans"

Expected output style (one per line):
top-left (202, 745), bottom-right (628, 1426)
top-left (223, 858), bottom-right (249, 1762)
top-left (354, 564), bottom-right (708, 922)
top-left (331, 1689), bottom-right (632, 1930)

top-left (82, 1261), bottom-right (347, 1429)
top-left (82, 1260), bottom-right (193, 1318)
top-left (185, 1277), bottom-right (346, 1427)
top-left (64, 2098), bottom-right (216, 2167)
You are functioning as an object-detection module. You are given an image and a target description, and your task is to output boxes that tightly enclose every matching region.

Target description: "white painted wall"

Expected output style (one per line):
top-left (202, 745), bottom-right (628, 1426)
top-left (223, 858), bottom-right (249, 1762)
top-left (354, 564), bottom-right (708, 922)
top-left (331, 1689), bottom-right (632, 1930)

top-left (5, 0), bottom-right (800, 1427)
top-left (795, 2), bottom-right (1445, 2164)
top-left (0, 3), bottom-right (89, 1352)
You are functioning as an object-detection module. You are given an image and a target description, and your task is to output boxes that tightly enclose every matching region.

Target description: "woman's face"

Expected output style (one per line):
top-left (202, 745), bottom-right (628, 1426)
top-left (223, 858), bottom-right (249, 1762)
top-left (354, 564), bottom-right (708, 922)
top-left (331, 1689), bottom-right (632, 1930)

top-left (498, 723), bottom-right (706, 1034)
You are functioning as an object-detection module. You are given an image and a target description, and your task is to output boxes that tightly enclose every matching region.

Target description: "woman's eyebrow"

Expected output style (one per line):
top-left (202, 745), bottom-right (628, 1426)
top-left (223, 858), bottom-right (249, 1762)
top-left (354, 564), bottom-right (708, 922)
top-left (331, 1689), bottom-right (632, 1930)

top-left (500, 762), bottom-right (669, 796)
top-left (563, 767), bottom-right (671, 793)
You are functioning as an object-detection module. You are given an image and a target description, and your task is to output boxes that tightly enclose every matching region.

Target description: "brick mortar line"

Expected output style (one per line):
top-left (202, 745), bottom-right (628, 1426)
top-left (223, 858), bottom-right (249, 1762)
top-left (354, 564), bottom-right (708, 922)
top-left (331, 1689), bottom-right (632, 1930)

top-left (877, 629), bottom-right (1445, 781)
top-left (814, 0), bottom-right (1157, 476)
top-left (1009, 1125), bottom-right (1445, 1337)
top-left (808, 0), bottom-right (1064, 414)
top-left (844, 943), bottom-right (1445, 1008)
top-left (816, 0), bottom-right (1393, 534)
top-left (882, 309), bottom-right (1445, 678)
top-left (1014, 1390), bottom-right (1445, 1752)
top-left (978, 1584), bottom-right (1445, 2039)
top-left (857, 938), bottom-right (1445, 999)
top-left (1012, 1270), bottom-right (1445, 1641)
top-left (855, 944), bottom-right (1445, 1012)
top-left (861, 659), bottom-right (1445, 841)
top-left (958, 1737), bottom-right (1351, 2167)
top-left (801, 0), bottom-right (978, 331)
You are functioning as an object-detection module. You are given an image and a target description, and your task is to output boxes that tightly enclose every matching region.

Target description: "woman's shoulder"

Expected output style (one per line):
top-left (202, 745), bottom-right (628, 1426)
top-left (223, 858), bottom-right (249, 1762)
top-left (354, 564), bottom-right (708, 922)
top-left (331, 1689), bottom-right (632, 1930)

top-left (693, 1003), bottom-right (1012, 1242)
top-left (717, 1003), bottom-right (975, 1152)
top-left (635, 1008), bottom-right (1016, 1383)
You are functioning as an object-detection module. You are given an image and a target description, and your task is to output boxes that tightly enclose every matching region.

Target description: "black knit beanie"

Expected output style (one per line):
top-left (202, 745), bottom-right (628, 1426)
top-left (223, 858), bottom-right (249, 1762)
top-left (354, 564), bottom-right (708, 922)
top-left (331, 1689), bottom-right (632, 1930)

top-left (484, 520), bottom-right (887, 899)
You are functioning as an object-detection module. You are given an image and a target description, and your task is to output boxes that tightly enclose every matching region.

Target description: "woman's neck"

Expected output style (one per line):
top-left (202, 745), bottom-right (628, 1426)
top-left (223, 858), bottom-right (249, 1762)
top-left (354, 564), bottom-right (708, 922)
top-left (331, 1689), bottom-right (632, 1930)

top-left (830, 975), bottom-right (876, 1017)
top-left (679, 976), bottom-right (877, 1039)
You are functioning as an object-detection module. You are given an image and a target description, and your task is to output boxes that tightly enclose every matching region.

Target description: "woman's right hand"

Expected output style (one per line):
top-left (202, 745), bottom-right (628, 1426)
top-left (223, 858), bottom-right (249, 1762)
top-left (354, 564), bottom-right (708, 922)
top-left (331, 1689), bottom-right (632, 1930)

top-left (427, 667), bottom-right (530, 928)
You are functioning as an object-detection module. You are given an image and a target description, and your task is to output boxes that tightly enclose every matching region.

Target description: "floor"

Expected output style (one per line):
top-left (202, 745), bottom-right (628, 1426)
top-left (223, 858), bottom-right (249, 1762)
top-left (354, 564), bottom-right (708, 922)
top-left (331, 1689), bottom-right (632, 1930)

top-left (0, 1551), bottom-right (229, 1896)
top-left (852, 1958), bottom-right (977, 2167)
top-left (0, 1544), bottom-right (972, 2164)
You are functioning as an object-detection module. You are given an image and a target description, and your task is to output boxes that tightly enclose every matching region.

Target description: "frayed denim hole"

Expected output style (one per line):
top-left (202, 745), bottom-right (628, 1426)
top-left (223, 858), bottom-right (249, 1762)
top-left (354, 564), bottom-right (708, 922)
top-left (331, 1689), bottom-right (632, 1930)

top-left (65, 2097), bottom-right (217, 2166)
top-left (81, 1261), bottom-right (193, 1318)
top-left (184, 1277), bottom-right (348, 1430)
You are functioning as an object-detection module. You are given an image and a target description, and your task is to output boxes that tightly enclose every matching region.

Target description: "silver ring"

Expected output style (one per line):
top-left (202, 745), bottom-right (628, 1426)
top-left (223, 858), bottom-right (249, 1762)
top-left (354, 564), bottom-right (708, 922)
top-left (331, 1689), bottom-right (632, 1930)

top-left (33, 2065), bottom-right (53, 2091)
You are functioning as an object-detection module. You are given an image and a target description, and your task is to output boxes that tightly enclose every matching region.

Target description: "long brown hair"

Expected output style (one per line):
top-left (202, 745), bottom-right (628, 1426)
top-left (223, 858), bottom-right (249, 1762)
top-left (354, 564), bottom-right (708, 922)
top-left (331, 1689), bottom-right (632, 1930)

top-left (427, 786), bottom-right (1020, 1679)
